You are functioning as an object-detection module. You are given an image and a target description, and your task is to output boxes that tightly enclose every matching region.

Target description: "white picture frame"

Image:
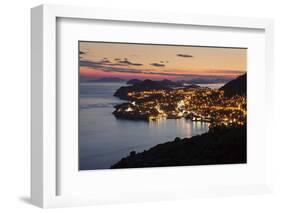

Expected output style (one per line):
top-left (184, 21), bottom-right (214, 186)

top-left (31, 4), bottom-right (274, 208)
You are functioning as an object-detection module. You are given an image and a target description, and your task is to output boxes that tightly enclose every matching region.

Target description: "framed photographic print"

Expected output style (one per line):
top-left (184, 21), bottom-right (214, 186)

top-left (31, 4), bottom-right (274, 208)
top-left (78, 41), bottom-right (247, 170)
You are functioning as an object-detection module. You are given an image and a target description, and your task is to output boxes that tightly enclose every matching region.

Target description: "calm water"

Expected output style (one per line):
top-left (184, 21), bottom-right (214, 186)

top-left (79, 82), bottom-right (211, 170)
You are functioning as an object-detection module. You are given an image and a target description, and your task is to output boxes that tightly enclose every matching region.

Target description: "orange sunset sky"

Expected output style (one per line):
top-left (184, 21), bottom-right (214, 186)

top-left (79, 41), bottom-right (247, 81)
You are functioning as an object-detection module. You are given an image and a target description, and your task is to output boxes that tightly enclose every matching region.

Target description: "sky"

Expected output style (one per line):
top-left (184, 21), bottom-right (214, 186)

top-left (79, 41), bottom-right (247, 81)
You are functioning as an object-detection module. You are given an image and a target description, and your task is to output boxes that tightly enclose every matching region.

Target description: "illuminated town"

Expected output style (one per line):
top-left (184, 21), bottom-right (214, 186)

top-left (113, 86), bottom-right (247, 128)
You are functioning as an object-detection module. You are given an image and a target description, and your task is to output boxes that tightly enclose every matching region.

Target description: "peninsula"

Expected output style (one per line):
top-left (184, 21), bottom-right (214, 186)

top-left (113, 74), bottom-right (247, 128)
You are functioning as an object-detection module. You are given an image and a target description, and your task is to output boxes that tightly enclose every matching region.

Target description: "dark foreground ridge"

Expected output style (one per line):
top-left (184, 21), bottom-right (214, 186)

top-left (111, 125), bottom-right (246, 169)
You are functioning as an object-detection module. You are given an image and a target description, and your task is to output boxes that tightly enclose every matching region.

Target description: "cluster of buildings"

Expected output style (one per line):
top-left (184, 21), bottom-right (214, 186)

top-left (113, 87), bottom-right (246, 127)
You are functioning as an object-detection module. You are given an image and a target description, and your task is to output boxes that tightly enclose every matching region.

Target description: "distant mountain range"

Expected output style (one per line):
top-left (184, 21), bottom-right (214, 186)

top-left (219, 74), bottom-right (246, 97)
top-left (127, 77), bottom-right (232, 87)
top-left (86, 77), bottom-right (127, 83)
top-left (82, 76), bottom-right (233, 85)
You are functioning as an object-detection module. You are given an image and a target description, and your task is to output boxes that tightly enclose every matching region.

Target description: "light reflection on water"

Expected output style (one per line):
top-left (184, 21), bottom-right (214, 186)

top-left (79, 82), bottom-right (210, 170)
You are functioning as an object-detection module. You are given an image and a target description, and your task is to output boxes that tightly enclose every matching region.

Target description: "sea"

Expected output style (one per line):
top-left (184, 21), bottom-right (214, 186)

top-left (79, 82), bottom-right (223, 170)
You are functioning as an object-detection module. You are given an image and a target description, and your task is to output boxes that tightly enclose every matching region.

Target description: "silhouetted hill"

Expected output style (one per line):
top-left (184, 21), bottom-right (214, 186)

top-left (184, 84), bottom-right (201, 89)
top-left (111, 125), bottom-right (246, 169)
top-left (132, 79), bottom-right (169, 90)
top-left (219, 74), bottom-right (246, 97)
top-left (126, 78), bottom-right (231, 88)
top-left (159, 79), bottom-right (182, 87)
top-left (114, 79), bottom-right (169, 100)
top-left (127, 79), bottom-right (142, 85)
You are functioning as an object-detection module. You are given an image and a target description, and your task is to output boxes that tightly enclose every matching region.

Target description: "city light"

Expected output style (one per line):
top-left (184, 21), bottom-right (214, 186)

top-left (113, 86), bottom-right (247, 128)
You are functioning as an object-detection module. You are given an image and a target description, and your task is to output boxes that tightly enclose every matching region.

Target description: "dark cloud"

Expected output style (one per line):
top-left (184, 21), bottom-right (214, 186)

top-left (81, 58), bottom-right (140, 67)
top-left (80, 60), bottom-right (144, 74)
top-left (101, 58), bottom-right (111, 63)
top-left (83, 57), bottom-right (143, 67)
top-left (150, 63), bottom-right (165, 67)
top-left (80, 60), bottom-right (119, 68)
top-left (115, 58), bottom-right (143, 66)
top-left (80, 60), bottom-right (105, 68)
top-left (176, 54), bottom-right (193, 58)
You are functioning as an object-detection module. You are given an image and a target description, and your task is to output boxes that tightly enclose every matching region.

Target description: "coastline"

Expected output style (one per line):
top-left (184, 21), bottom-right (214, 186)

top-left (111, 125), bottom-right (246, 169)
top-left (79, 82), bottom-right (210, 170)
